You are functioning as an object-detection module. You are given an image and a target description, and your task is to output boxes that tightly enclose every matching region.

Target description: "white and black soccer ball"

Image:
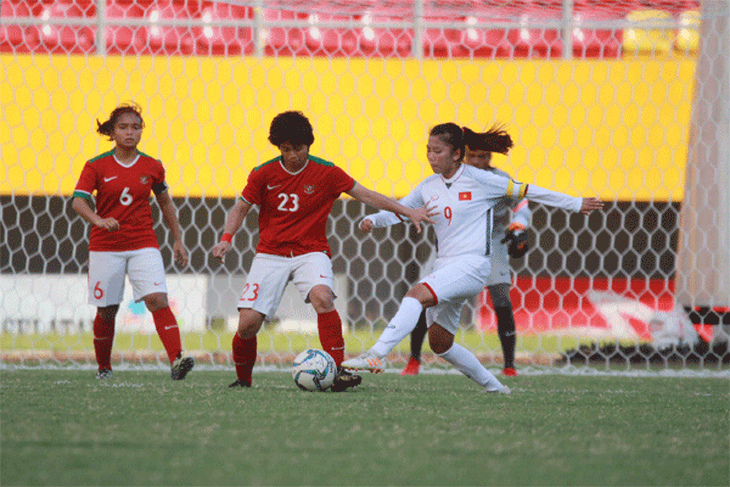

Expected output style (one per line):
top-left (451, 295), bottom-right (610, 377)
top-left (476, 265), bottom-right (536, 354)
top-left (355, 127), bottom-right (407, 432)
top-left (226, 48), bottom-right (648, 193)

top-left (292, 348), bottom-right (337, 392)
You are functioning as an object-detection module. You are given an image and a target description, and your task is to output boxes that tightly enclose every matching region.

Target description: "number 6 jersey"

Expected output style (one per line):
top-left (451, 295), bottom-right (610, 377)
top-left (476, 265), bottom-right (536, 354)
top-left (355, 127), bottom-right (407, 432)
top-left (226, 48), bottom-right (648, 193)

top-left (73, 149), bottom-right (168, 251)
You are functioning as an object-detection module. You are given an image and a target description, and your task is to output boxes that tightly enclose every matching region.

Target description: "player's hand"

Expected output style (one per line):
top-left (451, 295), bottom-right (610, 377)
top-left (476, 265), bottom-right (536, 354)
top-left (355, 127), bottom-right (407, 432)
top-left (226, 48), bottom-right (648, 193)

top-left (96, 217), bottom-right (120, 232)
top-left (173, 240), bottom-right (189, 267)
top-left (580, 197), bottom-right (604, 215)
top-left (359, 218), bottom-right (375, 233)
top-left (212, 241), bottom-right (231, 263)
top-left (407, 204), bottom-right (437, 234)
top-left (501, 222), bottom-right (529, 258)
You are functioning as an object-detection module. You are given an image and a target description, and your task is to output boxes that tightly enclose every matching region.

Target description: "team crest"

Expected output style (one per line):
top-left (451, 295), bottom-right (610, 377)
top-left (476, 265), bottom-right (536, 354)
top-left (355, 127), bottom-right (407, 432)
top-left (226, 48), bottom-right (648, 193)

top-left (304, 184), bottom-right (316, 194)
top-left (140, 175), bottom-right (149, 185)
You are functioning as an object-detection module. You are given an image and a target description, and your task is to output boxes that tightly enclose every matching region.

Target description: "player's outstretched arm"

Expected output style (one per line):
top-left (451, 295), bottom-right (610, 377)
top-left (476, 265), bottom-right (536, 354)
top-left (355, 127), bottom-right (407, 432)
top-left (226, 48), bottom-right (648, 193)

top-left (71, 197), bottom-right (120, 232)
top-left (347, 183), bottom-right (435, 233)
top-left (580, 197), bottom-right (604, 215)
top-left (211, 198), bottom-right (252, 263)
top-left (156, 191), bottom-right (189, 267)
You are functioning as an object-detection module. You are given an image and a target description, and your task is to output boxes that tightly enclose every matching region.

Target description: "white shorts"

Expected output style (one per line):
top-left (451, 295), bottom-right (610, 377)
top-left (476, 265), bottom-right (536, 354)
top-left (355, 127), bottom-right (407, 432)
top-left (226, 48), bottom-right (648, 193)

top-left (486, 237), bottom-right (512, 286)
top-left (238, 252), bottom-right (334, 321)
top-left (421, 254), bottom-right (491, 335)
top-left (88, 248), bottom-right (168, 307)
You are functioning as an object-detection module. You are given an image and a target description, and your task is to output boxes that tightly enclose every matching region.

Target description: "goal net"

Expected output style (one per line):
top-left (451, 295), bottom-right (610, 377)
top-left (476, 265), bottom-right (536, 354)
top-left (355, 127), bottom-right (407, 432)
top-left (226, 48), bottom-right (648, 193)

top-left (2, 0), bottom-right (729, 373)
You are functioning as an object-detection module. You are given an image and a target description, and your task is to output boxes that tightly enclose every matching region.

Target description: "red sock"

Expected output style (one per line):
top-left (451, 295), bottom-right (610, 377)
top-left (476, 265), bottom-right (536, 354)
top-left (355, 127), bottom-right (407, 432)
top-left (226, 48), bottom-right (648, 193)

top-left (317, 310), bottom-right (345, 366)
top-left (152, 307), bottom-right (182, 364)
top-left (93, 315), bottom-right (115, 370)
top-left (232, 333), bottom-right (257, 385)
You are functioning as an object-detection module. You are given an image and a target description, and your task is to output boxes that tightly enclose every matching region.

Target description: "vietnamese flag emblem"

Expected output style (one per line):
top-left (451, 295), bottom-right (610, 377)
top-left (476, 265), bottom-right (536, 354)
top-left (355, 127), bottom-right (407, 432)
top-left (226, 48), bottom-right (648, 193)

top-left (458, 192), bottom-right (472, 201)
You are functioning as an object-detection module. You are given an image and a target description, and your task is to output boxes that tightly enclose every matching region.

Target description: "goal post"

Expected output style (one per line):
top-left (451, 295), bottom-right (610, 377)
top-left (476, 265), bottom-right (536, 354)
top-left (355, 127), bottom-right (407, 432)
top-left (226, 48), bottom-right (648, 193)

top-left (1, 0), bottom-right (728, 372)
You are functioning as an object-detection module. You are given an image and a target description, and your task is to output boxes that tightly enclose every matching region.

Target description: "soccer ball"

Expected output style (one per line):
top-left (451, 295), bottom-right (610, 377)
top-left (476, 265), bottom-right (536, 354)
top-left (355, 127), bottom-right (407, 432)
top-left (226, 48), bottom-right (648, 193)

top-left (292, 348), bottom-right (337, 392)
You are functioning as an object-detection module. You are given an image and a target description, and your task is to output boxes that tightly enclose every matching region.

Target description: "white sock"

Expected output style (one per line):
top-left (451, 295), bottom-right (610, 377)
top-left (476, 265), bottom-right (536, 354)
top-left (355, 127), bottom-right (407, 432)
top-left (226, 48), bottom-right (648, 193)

top-left (438, 343), bottom-right (504, 391)
top-left (370, 297), bottom-right (423, 357)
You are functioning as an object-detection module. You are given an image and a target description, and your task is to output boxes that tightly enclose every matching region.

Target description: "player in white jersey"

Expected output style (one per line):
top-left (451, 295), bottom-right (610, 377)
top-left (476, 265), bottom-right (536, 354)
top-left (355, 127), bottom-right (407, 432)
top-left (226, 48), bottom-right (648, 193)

top-left (342, 123), bottom-right (604, 393)
top-left (362, 125), bottom-right (529, 377)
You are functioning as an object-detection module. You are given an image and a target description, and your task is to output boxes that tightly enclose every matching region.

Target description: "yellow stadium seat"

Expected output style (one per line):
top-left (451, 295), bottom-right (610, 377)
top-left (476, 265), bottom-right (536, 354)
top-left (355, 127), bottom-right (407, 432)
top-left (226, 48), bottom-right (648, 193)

top-left (623, 9), bottom-right (674, 55)
top-left (674, 9), bottom-right (700, 54)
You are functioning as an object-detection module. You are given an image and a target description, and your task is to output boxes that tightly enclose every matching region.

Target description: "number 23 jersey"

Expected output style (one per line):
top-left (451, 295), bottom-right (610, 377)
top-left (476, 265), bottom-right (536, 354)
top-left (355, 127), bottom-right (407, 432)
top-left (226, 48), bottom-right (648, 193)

top-left (240, 155), bottom-right (355, 257)
top-left (73, 150), bottom-right (168, 252)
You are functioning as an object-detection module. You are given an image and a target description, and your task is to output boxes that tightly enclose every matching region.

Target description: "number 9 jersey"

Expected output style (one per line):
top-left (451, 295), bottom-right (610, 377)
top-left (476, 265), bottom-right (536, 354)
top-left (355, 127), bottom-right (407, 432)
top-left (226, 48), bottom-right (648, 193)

top-left (73, 149), bottom-right (168, 251)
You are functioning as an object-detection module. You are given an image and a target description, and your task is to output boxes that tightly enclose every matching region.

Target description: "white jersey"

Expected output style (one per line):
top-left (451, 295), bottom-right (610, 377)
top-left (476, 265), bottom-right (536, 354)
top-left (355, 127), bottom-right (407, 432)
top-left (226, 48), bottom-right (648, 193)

top-left (367, 164), bottom-right (581, 259)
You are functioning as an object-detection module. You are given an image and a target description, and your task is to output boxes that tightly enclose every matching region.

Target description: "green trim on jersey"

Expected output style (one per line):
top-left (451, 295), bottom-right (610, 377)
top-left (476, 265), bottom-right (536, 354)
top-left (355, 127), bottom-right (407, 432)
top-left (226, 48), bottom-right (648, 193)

top-left (73, 190), bottom-right (92, 200)
top-left (87, 150), bottom-right (115, 164)
top-left (308, 155), bottom-right (335, 167)
top-left (137, 150), bottom-right (161, 163)
top-left (251, 156), bottom-right (281, 173)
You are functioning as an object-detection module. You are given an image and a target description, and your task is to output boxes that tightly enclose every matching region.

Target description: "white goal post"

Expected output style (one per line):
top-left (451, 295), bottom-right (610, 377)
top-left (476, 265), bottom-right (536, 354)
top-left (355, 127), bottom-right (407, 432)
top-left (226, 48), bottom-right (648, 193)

top-left (1, 0), bottom-right (728, 372)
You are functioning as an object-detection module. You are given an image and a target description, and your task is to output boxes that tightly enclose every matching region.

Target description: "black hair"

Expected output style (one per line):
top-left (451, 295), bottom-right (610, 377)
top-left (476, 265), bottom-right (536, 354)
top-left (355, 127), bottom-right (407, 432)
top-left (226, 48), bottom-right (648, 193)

top-left (96, 102), bottom-right (144, 140)
top-left (463, 125), bottom-right (513, 154)
top-left (429, 122), bottom-right (465, 161)
top-left (268, 111), bottom-right (315, 147)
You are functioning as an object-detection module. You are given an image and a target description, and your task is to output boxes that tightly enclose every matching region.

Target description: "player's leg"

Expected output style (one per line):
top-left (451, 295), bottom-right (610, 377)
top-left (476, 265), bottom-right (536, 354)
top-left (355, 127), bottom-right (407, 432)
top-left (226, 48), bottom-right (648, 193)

top-left (488, 283), bottom-right (518, 376)
top-left (230, 308), bottom-right (265, 388)
top-left (401, 310), bottom-right (428, 376)
top-left (429, 322), bottom-right (509, 394)
top-left (294, 253), bottom-right (361, 391)
top-left (341, 284), bottom-right (433, 372)
top-left (229, 254), bottom-right (291, 387)
top-left (128, 248), bottom-right (194, 379)
top-left (88, 251), bottom-right (126, 379)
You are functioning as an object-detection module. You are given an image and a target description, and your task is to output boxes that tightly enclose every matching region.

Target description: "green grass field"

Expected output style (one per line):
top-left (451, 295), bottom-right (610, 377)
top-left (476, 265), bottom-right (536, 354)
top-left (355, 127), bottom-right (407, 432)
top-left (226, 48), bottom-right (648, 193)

top-left (1, 369), bottom-right (728, 486)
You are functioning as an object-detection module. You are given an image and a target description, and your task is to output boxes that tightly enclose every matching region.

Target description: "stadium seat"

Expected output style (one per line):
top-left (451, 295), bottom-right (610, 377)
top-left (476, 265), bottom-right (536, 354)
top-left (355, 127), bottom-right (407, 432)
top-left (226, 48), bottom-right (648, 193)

top-left (674, 9), bottom-right (699, 54)
top-left (304, 7), bottom-right (362, 57)
top-left (145, 1), bottom-right (198, 55)
top-left (506, 1), bottom-right (564, 59)
top-left (195, 1), bottom-right (254, 55)
top-left (0, 0), bottom-right (42, 53)
top-left (357, 12), bottom-right (414, 58)
top-left (261, 4), bottom-right (309, 56)
top-left (623, 8), bottom-right (674, 56)
top-left (35, 1), bottom-right (96, 54)
top-left (572, 0), bottom-right (639, 59)
top-left (105, 1), bottom-right (150, 55)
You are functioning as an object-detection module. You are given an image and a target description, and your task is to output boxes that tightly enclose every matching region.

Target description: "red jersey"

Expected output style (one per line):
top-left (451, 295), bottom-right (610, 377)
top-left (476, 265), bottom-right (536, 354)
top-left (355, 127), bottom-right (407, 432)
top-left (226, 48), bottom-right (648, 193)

top-left (73, 149), bottom-right (168, 252)
top-left (241, 155), bottom-right (356, 257)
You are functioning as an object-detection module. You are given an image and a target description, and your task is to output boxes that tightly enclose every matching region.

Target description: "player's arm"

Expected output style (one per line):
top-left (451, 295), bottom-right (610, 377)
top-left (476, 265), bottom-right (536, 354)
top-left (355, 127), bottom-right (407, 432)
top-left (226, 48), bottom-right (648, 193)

top-left (71, 196), bottom-right (120, 232)
top-left (155, 191), bottom-right (188, 267)
top-left (347, 183), bottom-right (435, 234)
top-left (359, 209), bottom-right (405, 233)
top-left (211, 197), bottom-right (252, 263)
top-left (506, 180), bottom-right (603, 216)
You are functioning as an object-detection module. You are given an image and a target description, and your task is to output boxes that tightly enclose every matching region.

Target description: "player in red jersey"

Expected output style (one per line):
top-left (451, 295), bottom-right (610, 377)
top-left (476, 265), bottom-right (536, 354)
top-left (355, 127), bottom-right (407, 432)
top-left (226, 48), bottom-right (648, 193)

top-left (72, 102), bottom-right (194, 381)
top-left (212, 111), bottom-right (435, 391)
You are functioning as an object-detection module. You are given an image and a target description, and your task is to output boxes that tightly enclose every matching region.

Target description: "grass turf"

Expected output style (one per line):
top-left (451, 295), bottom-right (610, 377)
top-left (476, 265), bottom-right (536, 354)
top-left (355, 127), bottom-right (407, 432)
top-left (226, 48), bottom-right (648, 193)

top-left (1, 370), bottom-right (728, 486)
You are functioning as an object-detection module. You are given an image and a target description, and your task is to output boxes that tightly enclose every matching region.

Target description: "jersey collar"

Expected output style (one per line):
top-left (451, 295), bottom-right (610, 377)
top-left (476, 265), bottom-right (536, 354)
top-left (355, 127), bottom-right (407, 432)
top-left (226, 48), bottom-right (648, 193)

top-left (441, 163), bottom-right (465, 184)
top-left (279, 157), bottom-right (309, 175)
top-left (113, 151), bottom-right (140, 168)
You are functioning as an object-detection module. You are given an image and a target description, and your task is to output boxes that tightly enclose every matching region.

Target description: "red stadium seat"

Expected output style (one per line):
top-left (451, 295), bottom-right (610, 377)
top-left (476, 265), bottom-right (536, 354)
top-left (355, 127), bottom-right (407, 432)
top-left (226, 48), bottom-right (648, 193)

top-left (35, 1), bottom-right (96, 54)
top-left (506, 1), bottom-right (564, 59)
top-left (0, 0), bottom-right (43, 53)
top-left (262, 4), bottom-right (309, 56)
top-left (572, 0), bottom-right (639, 58)
top-left (304, 7), bottom-right (362, 57)
top-left (357, 12), bottom-right (414, 58)
top-left (195, 1), bottom-right (254, 55)
top-left (145, 1), bottom-right (198, 55)
top-left (105, 1), bottom-right (150, 55)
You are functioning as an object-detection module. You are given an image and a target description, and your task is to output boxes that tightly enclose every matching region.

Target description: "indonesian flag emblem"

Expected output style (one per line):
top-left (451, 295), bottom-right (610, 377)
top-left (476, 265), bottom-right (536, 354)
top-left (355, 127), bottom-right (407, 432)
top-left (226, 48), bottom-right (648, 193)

top-left (140, 175), bottom-right (149, 185)
top-left (458, 191), bottom-right (472, 201)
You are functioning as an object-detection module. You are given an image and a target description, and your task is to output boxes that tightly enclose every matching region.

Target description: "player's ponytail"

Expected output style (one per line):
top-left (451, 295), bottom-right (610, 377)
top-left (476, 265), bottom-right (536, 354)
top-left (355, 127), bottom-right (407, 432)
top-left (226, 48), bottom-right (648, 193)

top-left (463, 125), bottom-right (513, 155)
top-left (96, 102), bottom-right (145, 140)
top-left (430, 123), bottom-right (465, 161)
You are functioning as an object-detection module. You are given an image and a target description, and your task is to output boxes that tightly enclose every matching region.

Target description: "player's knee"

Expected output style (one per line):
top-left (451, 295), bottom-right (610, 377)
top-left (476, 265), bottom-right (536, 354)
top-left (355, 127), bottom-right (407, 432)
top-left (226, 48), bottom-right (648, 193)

top-left (488, 284), bottom-right (512, 309)
top-left (237, 309), bottom-right (264, 339)
top-left (308, 286), bottom-right (335, 313)
top-left (428, 324), bottom-right (454, 354)
top-left (97, 305), bottom-right (119, 321)
top-left (143, 293), bottom-right (168, 312)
